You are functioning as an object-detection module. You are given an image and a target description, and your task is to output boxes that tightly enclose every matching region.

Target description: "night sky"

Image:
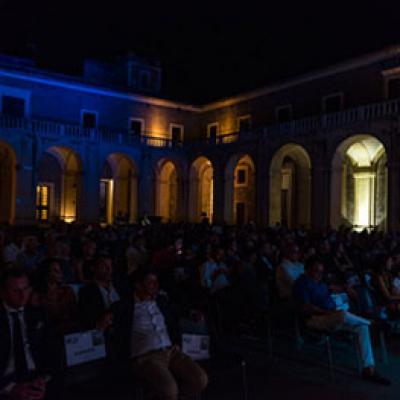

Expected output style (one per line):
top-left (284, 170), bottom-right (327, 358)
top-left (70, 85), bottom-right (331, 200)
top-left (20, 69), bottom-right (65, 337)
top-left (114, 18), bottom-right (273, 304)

top-left (0, 1), bottom-right (400, 103)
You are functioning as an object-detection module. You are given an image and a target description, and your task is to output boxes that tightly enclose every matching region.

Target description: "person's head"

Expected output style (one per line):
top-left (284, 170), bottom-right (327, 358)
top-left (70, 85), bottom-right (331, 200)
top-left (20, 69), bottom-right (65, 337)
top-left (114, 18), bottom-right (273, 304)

top-left (247, 250), bottom-right (258, 265)
top-left (34, 259), bottom-right (63, 293)
top-left (0, 268), bottom-right (31, 309)
top-left (46, 241), bottom-right (60, 258)
top-left (46, 259), bottom-right (63, 284)
top-left (83, 239), bottom-right (97, 258)
top-left (93, 256), bottom-right (113, 283)
top-left (391, 248), bottom-right (400, 267)
top-left (335, 242), bottom-right (345, 255)
top-left (58, 241), bottom-right (71, 258)
top-left (319, 240), bottom-right (331, 254)
top-left (304, 256), bottom-right (324, 282)
top-left (24, 236), bottom-right (38, 253)
top-left (133, 270), bottom-right (159, 300)
top-left (260, 242), bottom-right (274, 256)
top-left (286, 245), bottom-right (300, 262)
top-left (374, 253), bottom-right (393, 275)
top-left (211, 247), bottom-right (224, 263)
top-left (304, 246), bottom-right (316, 259)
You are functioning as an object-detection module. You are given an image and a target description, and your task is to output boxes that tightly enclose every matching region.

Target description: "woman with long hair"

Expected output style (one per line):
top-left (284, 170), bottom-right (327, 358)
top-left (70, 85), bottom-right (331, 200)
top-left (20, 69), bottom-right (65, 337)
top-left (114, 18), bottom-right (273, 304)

top-left (31, 258), bottom-right (79, 334)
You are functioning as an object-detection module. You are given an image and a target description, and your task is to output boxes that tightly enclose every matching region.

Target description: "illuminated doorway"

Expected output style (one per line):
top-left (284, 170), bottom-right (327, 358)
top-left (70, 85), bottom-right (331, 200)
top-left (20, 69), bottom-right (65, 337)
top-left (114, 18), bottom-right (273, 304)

top-left (101, 153), bottom-right (138, 224)
top-left (99, 179), bottom-right (114, 224)
top-left (189, 157), bottom-right (214, 222)
top-left (37, 146), bottom-right (82, 223)
top-left (224, 154), bottom-right (256, 225)
top-left (269, 144), bottom-right (311, 228)
top-left (156, 159), bottom-right (179, 222)
top-left (331, 135), bottom-right (387, 231)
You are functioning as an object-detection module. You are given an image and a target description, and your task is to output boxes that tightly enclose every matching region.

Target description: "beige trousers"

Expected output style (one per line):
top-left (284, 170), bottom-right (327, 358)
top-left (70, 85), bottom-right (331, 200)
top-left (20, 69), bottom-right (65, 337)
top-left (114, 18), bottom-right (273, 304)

top-left (307, 310), bottom-right (374, 368)
top-left (132, 346), bottom-right (208, 400)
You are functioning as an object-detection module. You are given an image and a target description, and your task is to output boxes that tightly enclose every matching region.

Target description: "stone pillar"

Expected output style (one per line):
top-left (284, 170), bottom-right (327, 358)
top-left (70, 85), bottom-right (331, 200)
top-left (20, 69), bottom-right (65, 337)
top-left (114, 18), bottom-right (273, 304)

top-left (179, 170), bottom-right (189, 222)
top-left (188, 177), bottom-right (199, 223)
top-left (387, 160), bottom-right (400, 232)
top-left (138, 153), bottom-right (156, 218)
top-left (256, 154), bottom-right (269, 227)
top-left (212, 162), bottom-right (225, 225)
top-left (15, 166), bottom-right (36, 224)
top-left (79, 146), bottom-right (101, 223)
top-left (15, 136), bottom-right (37, 225)
top-left (311, 162), bottom-right (331, 231)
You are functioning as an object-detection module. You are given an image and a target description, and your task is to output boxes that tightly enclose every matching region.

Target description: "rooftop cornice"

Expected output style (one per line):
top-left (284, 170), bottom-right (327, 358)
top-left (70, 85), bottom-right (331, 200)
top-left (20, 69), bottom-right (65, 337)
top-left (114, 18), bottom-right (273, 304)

top-left (1, 45), bottom-right (400, 113)
top-left (0, 67), bottom-right (202, 112)
top-left (201, 45), bottom-right (400, 111)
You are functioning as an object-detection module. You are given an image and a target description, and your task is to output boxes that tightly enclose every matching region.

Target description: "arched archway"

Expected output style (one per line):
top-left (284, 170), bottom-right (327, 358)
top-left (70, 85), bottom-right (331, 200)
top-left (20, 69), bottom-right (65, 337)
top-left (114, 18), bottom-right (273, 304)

top-left (37, 146), bottom-right (82, 222)
top-left (225, 154), bottom-right (256, 225)
top-left (269, 144), bottom-right (311, 228)
top-left (331, 135), bottom-right (387, 231)
top-left (100, 153), bottom-right (138, 224)
top-left (0, 141), bottom-right (16, 224)
top-left (189, 157), bottom-right (213, 223)
top-left (155, 159), bottom-right (179, 222)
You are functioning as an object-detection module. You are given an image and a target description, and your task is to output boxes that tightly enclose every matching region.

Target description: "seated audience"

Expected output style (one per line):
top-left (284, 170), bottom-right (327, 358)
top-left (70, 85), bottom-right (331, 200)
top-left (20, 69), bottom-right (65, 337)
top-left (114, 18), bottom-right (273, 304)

top-left (293, 256), bottom-right (390, 385)
top-left (126, 235), bottom-right (148, 275)
top-left (115, 270), bottom-right (208, 400)
top-left (371, 253), bottom-right (400, 316)
top-left (17, 237), bottom-right (42, 272)
top-left (0, 268), bottom-right (58, 399)
top-left (78, 256), bottom-right (121, 331)
top-left (2, 233), bottom-right (22, 265)
top-left (276, 245), bottom-right (304, 300)
top-left (200, 247), bottom-right (230, 294)
top-left (74, 239), bottom-right (97, 282)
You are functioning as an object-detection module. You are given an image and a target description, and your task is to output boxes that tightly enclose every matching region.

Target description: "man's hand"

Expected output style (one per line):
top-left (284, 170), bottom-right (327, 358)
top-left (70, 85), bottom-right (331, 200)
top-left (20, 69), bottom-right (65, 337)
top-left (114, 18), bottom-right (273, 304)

top-left (96, 311), bottom-right (113, 332)
top-left (9, 379), bottom-right (46, 400)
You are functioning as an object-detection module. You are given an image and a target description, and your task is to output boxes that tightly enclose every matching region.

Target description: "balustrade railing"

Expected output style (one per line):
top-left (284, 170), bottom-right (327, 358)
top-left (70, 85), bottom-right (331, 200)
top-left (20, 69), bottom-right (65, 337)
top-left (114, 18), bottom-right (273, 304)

top-left (262, 97), bottom-right (400, 138)
top-left (1, 97), bottom-right (400, 148)
top-left (0, 115), bottom-right (184, 148)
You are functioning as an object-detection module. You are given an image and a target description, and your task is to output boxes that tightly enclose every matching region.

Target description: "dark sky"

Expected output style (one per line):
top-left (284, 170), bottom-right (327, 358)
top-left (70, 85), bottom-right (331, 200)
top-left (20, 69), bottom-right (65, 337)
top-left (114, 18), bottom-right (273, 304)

top-left (0, 1), bottom-right (400, 103)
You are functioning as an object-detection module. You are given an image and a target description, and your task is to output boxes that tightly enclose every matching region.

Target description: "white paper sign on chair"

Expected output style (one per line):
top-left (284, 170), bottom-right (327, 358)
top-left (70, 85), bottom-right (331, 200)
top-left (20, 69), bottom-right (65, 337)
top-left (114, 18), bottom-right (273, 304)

top-left (182, 334), bottom-right (210, 360)
top-left (64, 330), bottom-right (107, 367)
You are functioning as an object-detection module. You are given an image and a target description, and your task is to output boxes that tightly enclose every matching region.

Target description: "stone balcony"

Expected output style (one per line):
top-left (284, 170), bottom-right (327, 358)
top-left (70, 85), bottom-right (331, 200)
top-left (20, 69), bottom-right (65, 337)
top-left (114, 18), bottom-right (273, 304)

top-left (0, 114), bottom-right (182, 148)
top-left (1, 97), bottom-right (399, 150)
top-left (203, 96), bottom-right (400, 146)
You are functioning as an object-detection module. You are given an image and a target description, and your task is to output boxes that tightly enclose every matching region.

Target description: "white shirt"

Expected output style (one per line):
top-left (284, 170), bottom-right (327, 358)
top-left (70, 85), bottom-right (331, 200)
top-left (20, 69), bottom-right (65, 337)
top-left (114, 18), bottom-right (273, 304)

top-left (97, 283), bottom-right (120, 309)
top-left (130, 299), bottom-right (171, 359)
top-left (2, 244), bottom-right (21, 264)
top-left (3, 303), bottom-right (36, 378)
top-left (393, 277), bottom-right (400, 296)
top-left (201, 261), bottom-right (229, 294)
top-left (276, 259), bottom-right (304, 299)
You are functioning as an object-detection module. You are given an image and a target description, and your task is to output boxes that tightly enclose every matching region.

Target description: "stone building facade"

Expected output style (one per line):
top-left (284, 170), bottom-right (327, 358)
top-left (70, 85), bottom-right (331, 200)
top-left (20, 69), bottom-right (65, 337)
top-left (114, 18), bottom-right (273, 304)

top-left (2, 46), bottom-right (400, 230)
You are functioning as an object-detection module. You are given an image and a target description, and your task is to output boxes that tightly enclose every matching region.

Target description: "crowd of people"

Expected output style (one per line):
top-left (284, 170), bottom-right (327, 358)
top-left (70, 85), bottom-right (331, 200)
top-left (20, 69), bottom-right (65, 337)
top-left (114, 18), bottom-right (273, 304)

top-left (1, 219), bottom-right (400, 399)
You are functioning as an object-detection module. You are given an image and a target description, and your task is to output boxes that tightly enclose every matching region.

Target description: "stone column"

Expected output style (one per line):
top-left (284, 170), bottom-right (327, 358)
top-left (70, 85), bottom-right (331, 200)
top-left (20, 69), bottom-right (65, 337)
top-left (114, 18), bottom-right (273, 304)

top-left (79, 146), bottom-right (101, 223)
top-left (15, 165), bottom-right (36, 224)
top-left (311, 162), bottom-right (331, 231)
top-left (256, 153), bottom-right (269, 227)
top-left (212, 162), bottom-right (225, 225)
top-left (138, 153), bottom-right (156, 218)
top-left (15, 136), bottom-right (37, 225)
top-left (179, 167), bottom-right (189, 222)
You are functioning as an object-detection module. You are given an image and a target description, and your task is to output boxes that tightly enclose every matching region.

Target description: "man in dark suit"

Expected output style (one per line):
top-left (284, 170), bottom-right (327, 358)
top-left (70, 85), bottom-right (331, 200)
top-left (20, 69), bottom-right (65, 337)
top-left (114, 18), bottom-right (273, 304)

top-left (78, 256), bottom-right (121, 331)
top-left (0, 268), bottom-right (58, 400)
